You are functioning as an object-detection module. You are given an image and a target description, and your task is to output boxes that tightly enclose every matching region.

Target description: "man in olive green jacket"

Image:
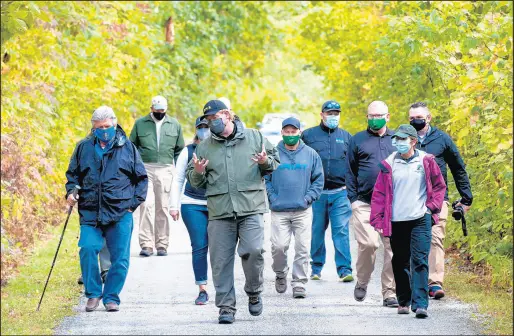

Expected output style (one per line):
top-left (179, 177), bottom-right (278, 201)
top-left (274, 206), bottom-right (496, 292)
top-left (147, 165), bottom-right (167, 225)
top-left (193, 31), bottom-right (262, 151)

top-left (130, 96), bottom-right (184, 257)
top-left (186, 99), bottom-right (279, 324)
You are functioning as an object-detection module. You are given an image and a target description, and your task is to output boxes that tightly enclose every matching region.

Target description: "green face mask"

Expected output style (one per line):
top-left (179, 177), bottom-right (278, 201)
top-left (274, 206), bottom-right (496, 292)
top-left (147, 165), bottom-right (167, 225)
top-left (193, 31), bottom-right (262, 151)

top-left (282, 135), bottom-right (300, 146)
top-left (368, 118), bottom-right (387, 131)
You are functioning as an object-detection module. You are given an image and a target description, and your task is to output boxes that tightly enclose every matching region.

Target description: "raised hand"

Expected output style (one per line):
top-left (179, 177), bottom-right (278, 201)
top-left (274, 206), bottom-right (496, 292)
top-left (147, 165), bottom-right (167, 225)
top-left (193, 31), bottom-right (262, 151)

top-left (251, 144), bottom-right (268, 165)
top-left (193, 153), bottom-right (209, 174)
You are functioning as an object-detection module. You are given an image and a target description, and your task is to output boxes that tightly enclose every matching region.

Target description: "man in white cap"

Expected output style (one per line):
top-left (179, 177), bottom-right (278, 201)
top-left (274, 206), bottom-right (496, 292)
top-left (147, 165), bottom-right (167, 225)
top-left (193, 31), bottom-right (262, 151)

top-left (130, 96), bottom-right (185, 257)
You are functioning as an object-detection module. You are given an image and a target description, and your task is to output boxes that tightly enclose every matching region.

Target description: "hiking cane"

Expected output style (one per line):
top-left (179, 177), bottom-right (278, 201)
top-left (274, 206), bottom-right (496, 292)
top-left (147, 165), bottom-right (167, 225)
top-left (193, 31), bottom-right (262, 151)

top-left (36, 185), bottom-right (81, 311)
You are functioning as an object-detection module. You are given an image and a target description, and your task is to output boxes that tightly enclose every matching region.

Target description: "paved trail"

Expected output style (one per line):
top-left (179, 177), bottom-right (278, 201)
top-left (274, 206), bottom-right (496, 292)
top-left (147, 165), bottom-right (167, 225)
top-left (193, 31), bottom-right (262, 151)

top-left (57, 212), bottom-right (481, 335)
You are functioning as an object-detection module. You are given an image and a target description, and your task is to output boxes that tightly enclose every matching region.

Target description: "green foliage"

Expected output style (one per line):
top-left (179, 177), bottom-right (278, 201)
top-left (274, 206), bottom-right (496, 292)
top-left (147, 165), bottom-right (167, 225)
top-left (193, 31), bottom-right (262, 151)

top-left (297, 1), bottom-right (513, 287)
top-left (0, 1), bottom-right (326, 282)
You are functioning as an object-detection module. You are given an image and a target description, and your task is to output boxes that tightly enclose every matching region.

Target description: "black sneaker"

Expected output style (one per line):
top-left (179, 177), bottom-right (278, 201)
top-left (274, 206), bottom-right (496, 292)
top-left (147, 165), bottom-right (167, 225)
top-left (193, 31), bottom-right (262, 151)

top-left (275, 276), bottom-right (287, 293)
top-left (293, 287), bottom-right (306, 299)
top-left (248, 295), bottom-right (263, 316)
top-left (139, 247), bottom-right (153, 257)
top-left (218, 309), bottom-right (235, 324)
top-left (383, 297), bottom-right (399, 307)
top-left (101, 270), bottom-right (108, 283)
top-left (354, 283), bottom-right (367, 302)
top-left (157, 248), bottom-right (167, 256)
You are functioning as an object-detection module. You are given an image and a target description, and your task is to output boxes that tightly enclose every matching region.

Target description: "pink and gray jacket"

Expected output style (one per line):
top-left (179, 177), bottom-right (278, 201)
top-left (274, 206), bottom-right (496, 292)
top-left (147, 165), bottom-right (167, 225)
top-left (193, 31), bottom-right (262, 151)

top-left (370, 150), bottom-right (446, 237)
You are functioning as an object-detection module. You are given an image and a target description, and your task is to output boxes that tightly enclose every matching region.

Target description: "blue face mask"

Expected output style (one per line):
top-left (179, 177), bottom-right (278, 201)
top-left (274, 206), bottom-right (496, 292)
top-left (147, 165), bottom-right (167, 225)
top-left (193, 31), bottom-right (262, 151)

top-left (196, 128), bottom-right (211, 141)
top-left (394, 139), bottom-right (411, 154)
top-left (208, 117), bottom-right (226, 135)
top-left (325, 115), bottom-right (340, 129)
top-left (94, 126), bottom-right (116, 143)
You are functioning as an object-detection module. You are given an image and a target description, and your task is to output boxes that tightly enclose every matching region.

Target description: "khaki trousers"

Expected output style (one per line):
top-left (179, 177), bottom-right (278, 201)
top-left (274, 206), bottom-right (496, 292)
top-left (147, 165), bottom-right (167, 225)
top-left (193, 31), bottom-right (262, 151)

top-left (428, 201), bottom-right (449, 288)
top-left (270, 208), bottom-right (313, 289)
top-left (350, 200), bottom-right (396, 299)
top-left (138, 164), bottom-right (174, 250)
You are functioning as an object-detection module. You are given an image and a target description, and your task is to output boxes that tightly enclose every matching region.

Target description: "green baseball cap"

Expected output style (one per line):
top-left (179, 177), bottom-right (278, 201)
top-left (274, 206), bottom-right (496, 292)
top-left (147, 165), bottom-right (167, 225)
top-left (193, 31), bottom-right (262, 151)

top-left (392, 124), bottom-right (418, 139)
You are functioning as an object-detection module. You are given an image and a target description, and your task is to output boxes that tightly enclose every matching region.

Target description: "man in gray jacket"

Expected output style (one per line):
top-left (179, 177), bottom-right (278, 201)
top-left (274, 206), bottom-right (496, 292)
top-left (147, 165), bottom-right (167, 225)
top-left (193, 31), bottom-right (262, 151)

top-left (265, 117), bottom-right (324, 299)
top-left (186, 99), bottom-right (280, 324)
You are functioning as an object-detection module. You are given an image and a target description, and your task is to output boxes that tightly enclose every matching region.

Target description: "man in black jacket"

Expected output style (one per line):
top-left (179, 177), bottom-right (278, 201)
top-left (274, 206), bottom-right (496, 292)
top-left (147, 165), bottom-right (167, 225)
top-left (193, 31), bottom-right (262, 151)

top-left (65, 106), bottom-right (148, 312)
top-left (346, 101), bottom-right (398, 307)
top-left (409, 102), bottom-right (473, 300)
top-left (301, 100), bottom-right (354, 283)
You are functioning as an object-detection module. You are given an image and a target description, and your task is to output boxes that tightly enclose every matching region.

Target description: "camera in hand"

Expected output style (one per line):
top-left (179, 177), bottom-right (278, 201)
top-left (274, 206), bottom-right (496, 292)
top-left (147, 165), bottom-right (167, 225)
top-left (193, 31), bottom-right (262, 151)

top-left (451, 200), bottom-right (467, 236)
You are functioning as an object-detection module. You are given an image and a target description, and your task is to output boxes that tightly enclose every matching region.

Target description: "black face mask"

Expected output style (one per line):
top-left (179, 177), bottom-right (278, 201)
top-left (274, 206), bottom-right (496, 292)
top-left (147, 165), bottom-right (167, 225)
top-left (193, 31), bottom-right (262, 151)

top-left (410, 118), bottom-right (426, 131)
top-left (152, 112), bottom-right (166, 121)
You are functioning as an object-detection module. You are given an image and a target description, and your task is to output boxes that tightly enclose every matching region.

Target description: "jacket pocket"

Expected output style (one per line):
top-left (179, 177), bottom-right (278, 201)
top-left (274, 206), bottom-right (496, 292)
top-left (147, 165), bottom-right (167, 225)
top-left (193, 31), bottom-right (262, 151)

top-left (205, 183), bottom-right (229, 197)
top-left (237, 181), bottom-right (266, 212)
top-left (138, 132), bottom-right (154, 149)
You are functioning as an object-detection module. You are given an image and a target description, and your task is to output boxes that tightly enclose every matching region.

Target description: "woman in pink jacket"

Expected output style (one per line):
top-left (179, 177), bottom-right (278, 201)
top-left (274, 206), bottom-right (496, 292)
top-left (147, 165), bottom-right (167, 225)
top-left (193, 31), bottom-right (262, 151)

top-left (370, 124), bottom-right (446, 319)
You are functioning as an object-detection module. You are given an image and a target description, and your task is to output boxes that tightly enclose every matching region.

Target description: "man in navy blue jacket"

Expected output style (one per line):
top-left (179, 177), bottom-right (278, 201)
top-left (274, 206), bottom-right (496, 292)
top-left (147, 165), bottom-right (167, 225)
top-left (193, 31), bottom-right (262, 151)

top-left (345, 100), bottom-right (398, 307)
top-left (265, 117), bottom-right (324, 298)
top-left (301, 101), bottom-right (354, 283)
top-left (65, 106), bottom-right (148, 313)
top-left (409, 102), bottom-right (473, 300)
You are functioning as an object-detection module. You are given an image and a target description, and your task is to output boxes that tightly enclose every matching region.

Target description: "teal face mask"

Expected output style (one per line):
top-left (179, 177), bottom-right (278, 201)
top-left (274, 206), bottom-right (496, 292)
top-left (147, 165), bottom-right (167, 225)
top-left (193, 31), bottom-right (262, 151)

top-left (94, 126), bottom-right (116, 142)
top-left (393, 139), bottom-right (411, 154)
top-left (325, 115), bottom-right (340, 129)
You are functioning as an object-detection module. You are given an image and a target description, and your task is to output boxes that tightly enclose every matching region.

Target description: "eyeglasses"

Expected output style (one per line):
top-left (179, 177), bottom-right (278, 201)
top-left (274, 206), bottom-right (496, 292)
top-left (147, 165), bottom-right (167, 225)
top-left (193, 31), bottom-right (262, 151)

top-left (323, 102), bottom-right (340, 112)
top-left (367, 114), bottom-right (388, 120)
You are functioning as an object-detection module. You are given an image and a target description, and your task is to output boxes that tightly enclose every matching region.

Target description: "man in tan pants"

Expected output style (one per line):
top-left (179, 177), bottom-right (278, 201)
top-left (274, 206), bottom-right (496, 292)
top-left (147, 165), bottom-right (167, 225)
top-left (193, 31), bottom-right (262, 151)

top-left (345, 101), bottom-right (398, 307)
top-left (130, 96), bottom-right (184, 257)
top-left (409, 102), bottom-right (473, 299)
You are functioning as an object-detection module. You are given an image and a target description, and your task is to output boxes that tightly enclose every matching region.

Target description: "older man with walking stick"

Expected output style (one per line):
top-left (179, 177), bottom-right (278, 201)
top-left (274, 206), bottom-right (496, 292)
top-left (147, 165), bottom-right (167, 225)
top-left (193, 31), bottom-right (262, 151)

top-left (65, 106), bottom-right (148, 312)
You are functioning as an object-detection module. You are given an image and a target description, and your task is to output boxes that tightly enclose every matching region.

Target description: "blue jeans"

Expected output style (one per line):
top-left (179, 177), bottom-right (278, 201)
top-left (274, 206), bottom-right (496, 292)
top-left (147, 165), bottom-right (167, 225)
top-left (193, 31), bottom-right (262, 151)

top-left (79, 211), bottom-right (133, 305)
top-left (181, 204), bottom-right (209, 285)
top-left (310, 189), bottom-right (352, 276)
top-left (391, 213), bottom-right (432, 310)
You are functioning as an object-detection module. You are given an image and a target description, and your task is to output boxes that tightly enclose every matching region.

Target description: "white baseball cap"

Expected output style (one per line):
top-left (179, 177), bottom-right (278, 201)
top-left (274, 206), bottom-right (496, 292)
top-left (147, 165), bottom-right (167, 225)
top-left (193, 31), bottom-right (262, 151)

top-left (151, 95), bottom-right (168, 111)
top-left (218, 97), bottom-right (231, 110)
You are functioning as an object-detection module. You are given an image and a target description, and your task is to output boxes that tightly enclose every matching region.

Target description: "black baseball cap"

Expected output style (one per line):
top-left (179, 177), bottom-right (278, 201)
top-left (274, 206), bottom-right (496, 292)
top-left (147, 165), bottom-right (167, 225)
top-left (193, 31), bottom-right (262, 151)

top-left (322, 100), bottom-right (341, 113)
top-left (195, 116), bottom-right (208, 128)
top-left (282, 117), bottom-right (301, 129)
top-left (201, 99), bottom-right (228, 119)
top-left (392, 124), bottom-right (418, 139)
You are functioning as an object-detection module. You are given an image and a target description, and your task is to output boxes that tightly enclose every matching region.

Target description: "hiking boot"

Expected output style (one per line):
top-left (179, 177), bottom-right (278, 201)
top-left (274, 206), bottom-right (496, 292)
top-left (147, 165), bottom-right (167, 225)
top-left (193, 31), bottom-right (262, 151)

top-left (101, 270), bottom-right (108, 283)
top-left (275, 276), bottom-right (287, 293)
top-left (248, 295), bottom-right (263, 316)
top-left (354, 283), bottom-right (367, 302)
top-left (398, 306), bottom-right (410, 314)
top-left (218, 309), bottom-right (235, 324)
top-left (310, 273), bottom-right (321, 281)
top-left (85, 297), bottom-right (101, 312)
top-left (383, 297), bottom-right (399, 307)
top-left (429, 286), bottom-right (445, 300)
top-left (339, 273), bottom-right (354, 283)
top-left (157, 248), bottom-right (168, 256)
top-left (77, 275), bottom-right (83, 285)
top-left (293, 287), bottom-right (306, 299)
top-left (195, 290), bottom-right (209, 305)
top-left (139, 247), bottom-right (153, 257)
top-left (415, 308), bottom-right (428, 318)
top-left (105, 302), bottom-right (120, 312)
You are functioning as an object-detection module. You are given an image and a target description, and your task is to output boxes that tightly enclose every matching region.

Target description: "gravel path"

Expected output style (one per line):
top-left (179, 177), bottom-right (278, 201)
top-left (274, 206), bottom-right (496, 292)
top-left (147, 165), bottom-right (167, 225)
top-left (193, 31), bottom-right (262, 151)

top-left (56, 212), bottom-right (481, 335)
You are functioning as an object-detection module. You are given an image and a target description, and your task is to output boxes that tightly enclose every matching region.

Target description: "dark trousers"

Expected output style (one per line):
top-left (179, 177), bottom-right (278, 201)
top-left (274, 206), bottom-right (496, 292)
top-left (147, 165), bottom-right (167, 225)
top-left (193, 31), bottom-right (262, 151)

top-left (390, 213), bottom-right (432, 311)
top-left (208, 214), bottom-right (265, 313)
